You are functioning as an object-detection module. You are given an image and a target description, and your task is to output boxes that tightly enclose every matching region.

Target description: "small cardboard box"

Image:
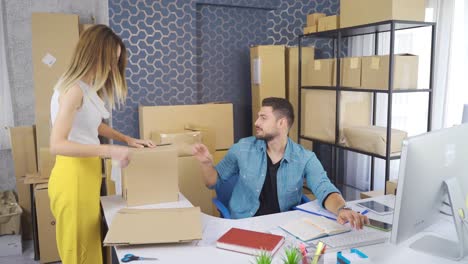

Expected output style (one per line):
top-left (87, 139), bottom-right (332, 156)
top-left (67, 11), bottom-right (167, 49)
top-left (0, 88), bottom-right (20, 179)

top-left (38, 148), bottom-right (56, 178)
top-left (250, 45), bottom-right (287, 134)
top-left (361, 54), bottom-right (419, 90)
top-left (139, 103), bottom-right (233, 151)
top-left (0, 234), bottom-right (22, 257)
top-left (286, 46), bottom-right (315, 142)
top-left (303, 25), bottom-right (317, 34)
top-left (317, 15), bottom-right (340, 32)
top-left (303, 59), bottom-right (336, 86)
top-left (104, 207), bottom-right (202, 246)
top-left (35, 183), bottom-right (60, 263)
top-left (9, 126), bottom-right (38, 178)
top-left (360, 190), bottom-right (385, 199)
top-left (184, 124), bottom-right (217, 155)
top-left (301, 90), bottom-right (371, 143)
top-left (307, 13), bottom-right (326, 26)
top-left (386, 180), bottom-right (398, 195)
top-left (122, 147), bottom-right (179, 207)
top-left (0, 202), bottom-right (22, 235)
top-left (341, 0), bottom-right (426, 28)
top-left (341, 57), bottom-right (362, 88)
top-left (343, 126), bottom-right (408, 156)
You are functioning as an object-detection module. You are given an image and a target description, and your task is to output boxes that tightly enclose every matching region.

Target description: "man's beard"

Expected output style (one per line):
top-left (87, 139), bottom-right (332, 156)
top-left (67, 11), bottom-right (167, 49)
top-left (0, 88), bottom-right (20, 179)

top-left (255, 129), bottom-right (277, 142)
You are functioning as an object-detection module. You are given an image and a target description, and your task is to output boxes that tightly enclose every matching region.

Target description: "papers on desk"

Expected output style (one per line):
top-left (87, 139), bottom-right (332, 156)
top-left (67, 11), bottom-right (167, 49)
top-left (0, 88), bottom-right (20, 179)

top-left (104, 207), bottom-right (202, 246)
top-left (280, 215), bottom-right (351, 242)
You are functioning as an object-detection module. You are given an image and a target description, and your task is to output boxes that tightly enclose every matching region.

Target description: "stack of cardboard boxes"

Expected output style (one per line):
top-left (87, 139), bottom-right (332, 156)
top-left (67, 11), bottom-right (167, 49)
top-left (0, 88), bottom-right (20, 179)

top-left (8, 13), bottom-right (92, 263)
top-left (0, 191), bottom-right (22, 257)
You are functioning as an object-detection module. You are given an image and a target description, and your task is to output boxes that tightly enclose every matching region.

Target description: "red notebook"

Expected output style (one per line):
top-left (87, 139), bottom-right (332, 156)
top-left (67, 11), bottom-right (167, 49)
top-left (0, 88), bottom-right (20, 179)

top-left (216, 228), bottom-right (285, 256)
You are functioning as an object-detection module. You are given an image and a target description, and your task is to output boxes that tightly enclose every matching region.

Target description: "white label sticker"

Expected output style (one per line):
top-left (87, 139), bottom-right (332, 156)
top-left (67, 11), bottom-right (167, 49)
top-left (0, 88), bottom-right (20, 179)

top-left (42, 53), bottom-right (56, 68)
top-left (350, 58), bottom-right (359, 69)
top-left (253, 58), bottom-right (261, 85)
top-left (371, 57), bottom-right (380, 70)
top-left (314, 60), bottom-right (321, 70)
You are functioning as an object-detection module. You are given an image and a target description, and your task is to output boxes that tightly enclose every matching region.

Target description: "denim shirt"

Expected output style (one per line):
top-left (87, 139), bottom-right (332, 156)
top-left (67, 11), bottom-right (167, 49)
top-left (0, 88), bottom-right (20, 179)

top-left (213, 136), bottom-right (340, 219)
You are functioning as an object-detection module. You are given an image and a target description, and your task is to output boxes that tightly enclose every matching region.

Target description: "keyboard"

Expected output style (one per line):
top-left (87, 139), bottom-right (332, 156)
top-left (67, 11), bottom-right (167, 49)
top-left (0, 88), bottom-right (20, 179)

top-left (311, 228), bottom-right (389, 251)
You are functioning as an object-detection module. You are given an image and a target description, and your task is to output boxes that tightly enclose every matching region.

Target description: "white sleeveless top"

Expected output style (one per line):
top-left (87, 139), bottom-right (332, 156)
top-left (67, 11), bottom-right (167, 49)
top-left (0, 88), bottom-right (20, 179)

top-left (50, 81), bottom-right (110, 145)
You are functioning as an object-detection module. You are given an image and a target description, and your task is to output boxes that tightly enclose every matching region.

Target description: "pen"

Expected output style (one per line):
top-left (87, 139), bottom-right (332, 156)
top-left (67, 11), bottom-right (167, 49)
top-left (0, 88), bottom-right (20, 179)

top-left (360, 209), bottom-right (369, 215)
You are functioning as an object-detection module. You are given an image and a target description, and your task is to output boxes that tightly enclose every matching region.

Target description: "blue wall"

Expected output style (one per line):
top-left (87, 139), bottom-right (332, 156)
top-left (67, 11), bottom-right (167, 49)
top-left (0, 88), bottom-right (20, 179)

top-left (109, 0), bottom-right (340, 141)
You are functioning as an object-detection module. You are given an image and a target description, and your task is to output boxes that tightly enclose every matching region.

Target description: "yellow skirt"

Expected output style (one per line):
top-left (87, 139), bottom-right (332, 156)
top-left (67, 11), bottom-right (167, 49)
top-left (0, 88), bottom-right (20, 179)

top-left (48, 155), bottom-right (103, 264)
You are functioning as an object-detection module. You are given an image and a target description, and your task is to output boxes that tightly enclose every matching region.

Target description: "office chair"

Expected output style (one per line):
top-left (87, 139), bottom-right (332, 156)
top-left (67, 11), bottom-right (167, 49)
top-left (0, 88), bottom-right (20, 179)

top-left (212, 176), bottom-right (312, 219)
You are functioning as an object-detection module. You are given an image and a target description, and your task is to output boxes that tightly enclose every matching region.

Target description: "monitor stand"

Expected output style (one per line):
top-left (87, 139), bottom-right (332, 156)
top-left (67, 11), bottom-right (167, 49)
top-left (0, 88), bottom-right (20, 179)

top-left (409, 178), bottom-right (467, 260)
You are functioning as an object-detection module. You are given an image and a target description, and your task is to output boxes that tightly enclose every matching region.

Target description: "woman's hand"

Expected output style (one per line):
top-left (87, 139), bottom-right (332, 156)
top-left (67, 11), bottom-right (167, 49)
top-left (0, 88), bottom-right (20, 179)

top-left (126, 137), bottom-right (156, 148)
top-left (109, 145), bottom-right (130, 168)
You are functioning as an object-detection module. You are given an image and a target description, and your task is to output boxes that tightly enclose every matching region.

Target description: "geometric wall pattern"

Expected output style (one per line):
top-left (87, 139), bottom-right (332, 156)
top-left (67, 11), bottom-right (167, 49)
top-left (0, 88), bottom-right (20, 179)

top-left (109, 0), bottom-right (340, 140)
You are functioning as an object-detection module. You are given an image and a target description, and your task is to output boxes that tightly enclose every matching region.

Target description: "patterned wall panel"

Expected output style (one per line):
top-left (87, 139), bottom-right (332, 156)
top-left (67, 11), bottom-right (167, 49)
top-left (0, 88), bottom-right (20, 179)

top-left (196, 4), bottom-right (269, 139)
top-left (109, 0), bottom-right (340, 140)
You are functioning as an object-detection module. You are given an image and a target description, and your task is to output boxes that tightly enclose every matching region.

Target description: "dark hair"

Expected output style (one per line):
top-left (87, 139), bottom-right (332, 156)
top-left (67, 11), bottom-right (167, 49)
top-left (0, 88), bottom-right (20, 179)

top-left (262, 97), bottom-right (295, 128)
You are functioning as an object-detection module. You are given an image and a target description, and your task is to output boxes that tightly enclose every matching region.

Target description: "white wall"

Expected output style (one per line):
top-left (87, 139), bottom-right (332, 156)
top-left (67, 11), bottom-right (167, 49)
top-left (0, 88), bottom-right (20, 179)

top-left (0, 0), bottom-right (108, 191)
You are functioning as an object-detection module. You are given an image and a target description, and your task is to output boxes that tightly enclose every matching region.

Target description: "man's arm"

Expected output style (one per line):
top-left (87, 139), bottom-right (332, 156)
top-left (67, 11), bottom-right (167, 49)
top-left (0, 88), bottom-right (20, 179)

top-left (304, 154), bottom-right (369, 229)
top-left (192, 143), bottom-right (218, 187)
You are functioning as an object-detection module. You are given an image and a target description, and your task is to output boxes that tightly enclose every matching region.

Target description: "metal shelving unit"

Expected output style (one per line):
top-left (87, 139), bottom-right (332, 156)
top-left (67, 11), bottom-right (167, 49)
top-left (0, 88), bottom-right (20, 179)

top-left (297, 20), bottom-right (436, 191)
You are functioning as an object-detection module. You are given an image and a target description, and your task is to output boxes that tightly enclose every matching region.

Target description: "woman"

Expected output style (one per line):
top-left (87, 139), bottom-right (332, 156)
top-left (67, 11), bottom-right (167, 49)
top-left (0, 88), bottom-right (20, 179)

top-left (49, 25), bottom-right (154, 264)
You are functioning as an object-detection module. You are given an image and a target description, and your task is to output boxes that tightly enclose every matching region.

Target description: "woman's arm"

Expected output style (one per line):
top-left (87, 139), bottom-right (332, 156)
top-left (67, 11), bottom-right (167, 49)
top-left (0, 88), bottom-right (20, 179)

top-left (98, 122), bottom-right (155, 148)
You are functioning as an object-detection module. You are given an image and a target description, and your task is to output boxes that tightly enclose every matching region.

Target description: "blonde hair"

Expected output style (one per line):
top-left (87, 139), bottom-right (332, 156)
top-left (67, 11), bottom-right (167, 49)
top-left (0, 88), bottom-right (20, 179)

top-left (54, 24), bottom-right (127, 108)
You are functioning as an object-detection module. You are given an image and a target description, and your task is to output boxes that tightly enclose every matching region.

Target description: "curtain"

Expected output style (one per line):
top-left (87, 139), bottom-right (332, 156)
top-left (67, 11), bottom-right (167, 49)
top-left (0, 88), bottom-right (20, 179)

top-left (345, 0), bottom-right (462, 191)
top-left (0, 0), bottom-right (14, 150)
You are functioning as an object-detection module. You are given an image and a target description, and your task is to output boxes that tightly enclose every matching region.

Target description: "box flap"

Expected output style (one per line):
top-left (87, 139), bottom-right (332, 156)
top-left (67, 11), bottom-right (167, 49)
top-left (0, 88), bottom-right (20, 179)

top-left (104, 207), bottom-right (202, 246)
top-left (35, 183), bottom-right (49, 191)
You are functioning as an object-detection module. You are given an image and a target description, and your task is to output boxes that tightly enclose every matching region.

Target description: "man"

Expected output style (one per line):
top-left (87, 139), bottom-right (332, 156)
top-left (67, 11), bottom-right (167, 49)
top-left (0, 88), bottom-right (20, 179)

top-left (193, 97), bottom-right (369, 229)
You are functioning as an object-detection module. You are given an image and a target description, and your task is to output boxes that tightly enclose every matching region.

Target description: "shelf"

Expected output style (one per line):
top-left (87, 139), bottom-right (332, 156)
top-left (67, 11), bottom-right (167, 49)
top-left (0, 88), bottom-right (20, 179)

top-left (301, 86), bottom-right (432, 94)
top-left (300, 20), bottom-right (435, 39)
top-left (300, 135), bottom-right (401, 160)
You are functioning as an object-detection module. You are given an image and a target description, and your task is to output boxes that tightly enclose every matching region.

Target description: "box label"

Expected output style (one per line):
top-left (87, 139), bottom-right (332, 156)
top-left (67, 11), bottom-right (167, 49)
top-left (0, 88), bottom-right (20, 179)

top-left (314, 60), bottom-right (321, 70)
top-left (253, 58), bottom-right (261, 85)
top-left (350, 58), bottom-right (359, 69)
top-left (41, 53), bottom-right (57, 68)
top-left (371, 57), bottom-right (380, 70)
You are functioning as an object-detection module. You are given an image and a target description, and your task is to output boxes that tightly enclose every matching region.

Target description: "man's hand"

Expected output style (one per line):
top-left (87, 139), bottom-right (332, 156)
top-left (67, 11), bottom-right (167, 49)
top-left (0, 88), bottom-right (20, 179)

top-left (337, 209), bottom-right (370, 230)
top-left (192, 143), bottom-right (213, 165)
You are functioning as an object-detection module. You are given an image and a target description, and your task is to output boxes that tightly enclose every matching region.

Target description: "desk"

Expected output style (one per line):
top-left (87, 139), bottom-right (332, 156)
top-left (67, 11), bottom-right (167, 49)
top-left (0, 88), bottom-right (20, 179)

top-left (101, 195), bottom-right (468, 264)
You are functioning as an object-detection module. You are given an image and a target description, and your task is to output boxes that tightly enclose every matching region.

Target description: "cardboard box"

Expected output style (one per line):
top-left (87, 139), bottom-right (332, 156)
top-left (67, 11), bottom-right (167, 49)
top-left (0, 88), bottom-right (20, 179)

top-left (307, 13), bottom-right (326, 26)
top-left (360, 189), bottom-right (385, 199)
top-left (343, 126), bottom-right (408, 156)
top-left (341, 57), bottom-right (362, 88)
top-left (303, 25), bottom-right (317, 34)
top-left (302, 186), bottom-right (316, 201)
top-left (299, 139), bottom-right (313, 150)
top-left (0, 234), bottom-right (22, 257)
top-left (317, 15), bottom-right (340, 32)
top-left (9, 126), bottom-right (38, 178)
top-left (286, 46), bottom-right (315, 142)
top-left (184, 125), bottom-right (217, 155)
top-left (15, 177), bottom-right (32, 240)
top-left (213, 150), bottom-right (228, 165)
top-left (122, 147), bottom-right (179, 206)
top-left (0, 202), bottom-right (22, 235)
top-left (38, 148), bottom-right (56, 178)
top-left (178, 156), bottom-right (216, 215)
top-left (32, 13), bottom-right (80, 162)
top-left (104, 207), bottom-right (202, 246)
top-left (301, 90), bottom-right (371, 143)
top-left (35, 183), bottom-right (60, 263)
top-left (139, 103), bottom-right (233, 151)
top-left (303, 59), bottom-right (336, 86)
top-left (341, 0), bottom-right (426, 28)
top-left (361, 54), bottom-right (418, 90)
top-left (250, 45), bottom-right (286, 134)
top-left (386, 179), bottom-right (398, 195)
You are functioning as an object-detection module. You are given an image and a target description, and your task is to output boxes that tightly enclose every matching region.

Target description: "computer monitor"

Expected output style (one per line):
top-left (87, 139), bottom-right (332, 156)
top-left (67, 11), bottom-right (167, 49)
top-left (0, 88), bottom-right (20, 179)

top-left (391, 124), bottom-right (468, 260)
top-left (462, 104), bottom-right (468, 124)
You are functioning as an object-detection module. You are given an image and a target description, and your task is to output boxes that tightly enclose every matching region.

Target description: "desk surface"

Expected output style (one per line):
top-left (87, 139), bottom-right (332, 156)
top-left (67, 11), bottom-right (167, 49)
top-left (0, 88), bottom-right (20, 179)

top-left (101, 195), bottom-right (468, 264)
